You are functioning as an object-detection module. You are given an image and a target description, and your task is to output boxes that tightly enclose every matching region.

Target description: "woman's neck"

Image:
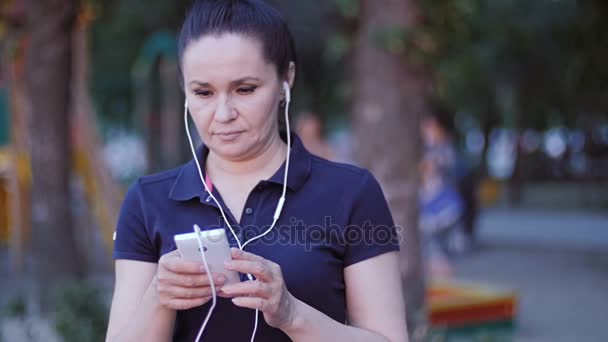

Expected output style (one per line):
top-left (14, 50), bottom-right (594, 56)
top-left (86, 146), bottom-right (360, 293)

top-left (206, 133), bottom-right (287, 181)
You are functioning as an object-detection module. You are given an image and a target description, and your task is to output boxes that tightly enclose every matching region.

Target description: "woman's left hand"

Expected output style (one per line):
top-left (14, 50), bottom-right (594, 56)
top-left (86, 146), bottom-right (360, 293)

top-left (219, 248), bottom-right (298, 330)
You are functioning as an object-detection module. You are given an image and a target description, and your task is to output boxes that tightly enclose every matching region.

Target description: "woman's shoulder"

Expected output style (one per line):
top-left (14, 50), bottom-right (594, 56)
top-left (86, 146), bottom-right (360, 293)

top-left (310, 154), bottom-right (366, 174)
top-left (308, 155), bottom-right (379, 191)
top-left (137, 166), bottom-right (183, 185)
top-left (126, 163), bottom-right (188, 195)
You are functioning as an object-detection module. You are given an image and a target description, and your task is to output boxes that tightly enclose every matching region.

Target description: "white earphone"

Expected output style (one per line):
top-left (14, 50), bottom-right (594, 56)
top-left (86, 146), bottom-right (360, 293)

top-left (283, 81), bottom-right (291, 103)
top-left (184, 81), bottom-right (292, 342)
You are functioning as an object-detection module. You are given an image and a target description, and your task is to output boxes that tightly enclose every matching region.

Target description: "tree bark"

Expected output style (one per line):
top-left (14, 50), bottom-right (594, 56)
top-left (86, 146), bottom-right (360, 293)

top-left (25, 0), bottom-right (82, 311)
top-left (160, 57), bottom-right (183, 169)
top-left (351, 0), bottom-right (430, 338)
top-left (4, 24), bottom-right (32, 274)
top-left (72, 9), bottom-right (123, 265)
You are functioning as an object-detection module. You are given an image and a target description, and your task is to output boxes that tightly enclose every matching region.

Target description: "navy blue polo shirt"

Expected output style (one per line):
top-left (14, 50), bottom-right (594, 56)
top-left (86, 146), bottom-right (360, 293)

top-left (113, 134), bottom-right (399, 341)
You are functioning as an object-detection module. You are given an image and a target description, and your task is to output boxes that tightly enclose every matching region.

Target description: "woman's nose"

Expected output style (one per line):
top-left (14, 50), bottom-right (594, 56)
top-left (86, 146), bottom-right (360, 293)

top-left (214, 95), bottom-right (237, 123)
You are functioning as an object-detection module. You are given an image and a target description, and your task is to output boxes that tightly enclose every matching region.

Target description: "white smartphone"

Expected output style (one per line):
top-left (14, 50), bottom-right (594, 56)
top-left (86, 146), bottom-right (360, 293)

top-left (174, 228), bottom-right (240, 285)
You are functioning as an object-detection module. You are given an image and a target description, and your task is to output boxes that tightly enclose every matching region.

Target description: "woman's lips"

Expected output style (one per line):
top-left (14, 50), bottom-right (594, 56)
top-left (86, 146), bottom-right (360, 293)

top-left (215, 131), bottom-right (244, 141)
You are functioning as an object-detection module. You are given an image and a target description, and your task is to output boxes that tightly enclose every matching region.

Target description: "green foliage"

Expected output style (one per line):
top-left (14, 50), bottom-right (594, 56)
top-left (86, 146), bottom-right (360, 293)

top-left (52, 281), bottom-right (109, 342)
top-left (89, 0), bottom-right (189, 128)
top-left (418, 0), bottom-right (608, 129)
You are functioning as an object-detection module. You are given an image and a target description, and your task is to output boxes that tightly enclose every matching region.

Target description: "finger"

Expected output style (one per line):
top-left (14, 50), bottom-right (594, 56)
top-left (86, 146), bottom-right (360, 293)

top-left (162, 272), bottom-right (226, 288)
top-left (161, 296), bottom-right (212, 311)
top-left (161, 285), bottom-right (220, 300)
top-left (162, 256), bottom-right (206, 275)
top-left (224, 260), bottom-right (273, 282)
top-left (231, 248), bottom-right (266, 263)
top-left (217, 289), bottom-right (233, 299)
top-left (157, 250), bottom-right (180, 267)
top-left (220, 280), bottom-right (271, 299)
top-left (230, 249), bottom-right (282, 278)
top-left (231, 297), bottom-right (266, 311)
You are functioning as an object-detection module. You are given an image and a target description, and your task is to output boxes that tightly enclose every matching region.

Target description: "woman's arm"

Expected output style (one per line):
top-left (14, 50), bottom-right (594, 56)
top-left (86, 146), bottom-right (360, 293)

top-left (106, 252), bottom-right (225, 342)
top-left (106, 260), bottom-right (175, 342)
top-left (106, 260), bottom-right (176, 342)
top-left (284, 251), bottom-right (408, 342)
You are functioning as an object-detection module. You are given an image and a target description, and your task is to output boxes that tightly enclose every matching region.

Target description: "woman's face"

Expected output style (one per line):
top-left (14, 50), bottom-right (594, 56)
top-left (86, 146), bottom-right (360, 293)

top-left (182, 33), bottom-right (287, 161)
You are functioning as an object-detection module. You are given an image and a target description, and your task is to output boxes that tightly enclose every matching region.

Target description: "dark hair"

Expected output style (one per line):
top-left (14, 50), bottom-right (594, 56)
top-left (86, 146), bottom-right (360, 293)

top-left (427, 101), bottom-right (456, 136)
top-left (178, 0), bottom-right (297, 80)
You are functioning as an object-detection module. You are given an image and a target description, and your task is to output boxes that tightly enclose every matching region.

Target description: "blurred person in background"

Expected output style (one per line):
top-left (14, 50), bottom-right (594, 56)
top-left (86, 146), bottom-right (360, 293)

top-left (419, 104), bottom-right (476, 278)
top-left (295, 111), bottom-right (335, 161)
top-left (420, 104), bottom-right (461, 188)
top-left (418, 156), bottom-right (465, 278)
top-left (424, 104), bottom-right (479, 242)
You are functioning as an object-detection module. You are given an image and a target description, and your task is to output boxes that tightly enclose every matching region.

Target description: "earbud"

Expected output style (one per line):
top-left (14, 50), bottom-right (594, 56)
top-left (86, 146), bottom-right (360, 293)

top-left (184, 98), bottom-right (188, 108)
top-left (283, 82), bottom-right (291, 103)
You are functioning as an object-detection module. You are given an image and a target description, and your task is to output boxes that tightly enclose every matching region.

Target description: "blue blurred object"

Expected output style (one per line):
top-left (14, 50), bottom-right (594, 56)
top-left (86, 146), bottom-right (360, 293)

top-left (420, 181), bottom-right (467, 258)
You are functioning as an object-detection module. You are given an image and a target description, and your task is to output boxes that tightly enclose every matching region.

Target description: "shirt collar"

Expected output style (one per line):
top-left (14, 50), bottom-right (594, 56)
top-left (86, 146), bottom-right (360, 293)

top-left (168, 133), bottom-right (312, 201)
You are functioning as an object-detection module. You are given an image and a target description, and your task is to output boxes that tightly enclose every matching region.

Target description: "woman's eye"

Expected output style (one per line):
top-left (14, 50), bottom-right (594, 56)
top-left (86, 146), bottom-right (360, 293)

top-left (195, 90), bottom-right (212, 97)
top-left (237, 86), bottom-right (256, 95)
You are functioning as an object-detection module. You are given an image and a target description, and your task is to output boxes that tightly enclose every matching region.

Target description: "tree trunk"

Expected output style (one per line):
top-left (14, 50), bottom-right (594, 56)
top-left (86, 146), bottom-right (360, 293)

top-left (72, 10), bottom-right (123, 264)
top-left (4, 27), bottom-right (32, 274)
top-left (25, 0), bottom-right (82, 312)
top-left (351, 0), bottom-right (430, 338)
top-left (160, 57), bottom-right (183, 168)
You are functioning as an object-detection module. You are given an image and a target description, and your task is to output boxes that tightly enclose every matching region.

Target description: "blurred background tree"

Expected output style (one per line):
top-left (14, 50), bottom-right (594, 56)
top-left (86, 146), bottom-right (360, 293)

top-left (350, 0), bottom-right (428, 336)
top-left (25, 0), bottom-right (82, 312)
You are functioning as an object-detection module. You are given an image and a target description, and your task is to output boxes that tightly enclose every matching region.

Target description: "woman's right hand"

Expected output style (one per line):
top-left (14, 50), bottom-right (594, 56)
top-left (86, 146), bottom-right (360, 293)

top-left (155, 250), bottom-right (226, 310)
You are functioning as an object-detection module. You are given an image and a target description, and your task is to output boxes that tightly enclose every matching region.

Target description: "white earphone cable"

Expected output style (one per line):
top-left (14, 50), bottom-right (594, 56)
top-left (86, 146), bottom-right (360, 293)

top-left (193, 224), bottom-right (217, 342)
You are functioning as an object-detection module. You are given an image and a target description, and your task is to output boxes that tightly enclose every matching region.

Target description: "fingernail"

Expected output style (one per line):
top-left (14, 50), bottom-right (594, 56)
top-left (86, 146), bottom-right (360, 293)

top-left (224, 261), bottom-right (232, 268)
top-left (216, 275), bottom-right (226, 283)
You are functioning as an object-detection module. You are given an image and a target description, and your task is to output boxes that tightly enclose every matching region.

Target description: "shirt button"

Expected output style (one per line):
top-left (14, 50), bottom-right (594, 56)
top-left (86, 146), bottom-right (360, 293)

top-left (245, 208), bottom-right (253, 215)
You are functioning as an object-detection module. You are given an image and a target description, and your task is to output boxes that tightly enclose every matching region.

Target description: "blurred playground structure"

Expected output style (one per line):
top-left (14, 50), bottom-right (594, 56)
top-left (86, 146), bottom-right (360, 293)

top-left (0, 4), bottom-right (190, 271)
top-left (0, 5), bottom-right (122, 271)
top-left (426, 280), bottom-right (517, 340)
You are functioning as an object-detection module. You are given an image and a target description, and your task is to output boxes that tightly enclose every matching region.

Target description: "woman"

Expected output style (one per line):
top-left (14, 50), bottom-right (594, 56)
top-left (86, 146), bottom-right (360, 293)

top-left (106, 1), bottom-right (407, 341)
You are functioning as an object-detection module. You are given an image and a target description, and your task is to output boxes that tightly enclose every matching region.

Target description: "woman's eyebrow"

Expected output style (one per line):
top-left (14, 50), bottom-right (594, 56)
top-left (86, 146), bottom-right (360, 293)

top-left (188, 77), bottom-right (261, 87)
top-left (232, 76), bottom-right (262, 84)
top-left (188, 80), bottom-right (211, 87)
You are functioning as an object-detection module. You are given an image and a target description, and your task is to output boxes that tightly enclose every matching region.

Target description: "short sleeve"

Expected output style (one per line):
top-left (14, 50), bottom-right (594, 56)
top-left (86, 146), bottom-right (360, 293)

top-left (112, 181), bottom-right (158, 262)
top-left (344, 171), bottom-right (400, 267)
